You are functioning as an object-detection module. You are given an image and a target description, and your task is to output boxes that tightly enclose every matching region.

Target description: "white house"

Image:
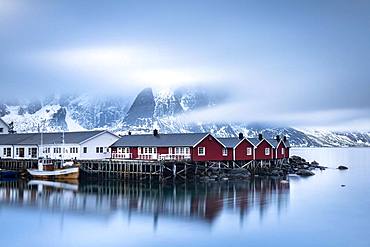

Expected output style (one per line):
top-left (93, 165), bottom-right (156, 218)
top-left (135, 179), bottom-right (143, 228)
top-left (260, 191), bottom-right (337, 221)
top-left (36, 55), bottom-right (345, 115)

top-left (0, 118), bottom-right (9, 135)
top-left (0, 130), bottom-right (119, 160)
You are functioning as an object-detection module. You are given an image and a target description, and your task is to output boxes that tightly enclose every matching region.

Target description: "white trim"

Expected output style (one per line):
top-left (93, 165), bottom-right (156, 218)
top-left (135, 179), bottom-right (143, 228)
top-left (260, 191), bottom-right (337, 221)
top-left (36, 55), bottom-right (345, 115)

top-left (79, 131), bottom-right (119, 145)
top-left (193, 133), bottom-right (226, 148)
top-left (222, 148), bottom-right (228, 156)
top-left (198, 147), bottom-right (206, 156)
top-left (233, 137), bottom-right (256, 149)
top-left (255, 138), bottom-right (274, 148)
top-left (276, 139), bottom-right (287, 148)
top-left (246, 147), bottom-right (252, 156)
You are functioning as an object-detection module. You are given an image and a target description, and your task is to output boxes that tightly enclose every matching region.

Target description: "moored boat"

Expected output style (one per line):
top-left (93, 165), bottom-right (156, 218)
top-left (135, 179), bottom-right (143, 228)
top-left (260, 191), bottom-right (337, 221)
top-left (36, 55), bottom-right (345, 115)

top-left (27, 165), bottom-right (79, 179)
top-left (0, 169), bottom-right (19, 178)
top-left (27, 131), bottom-right (79, 180)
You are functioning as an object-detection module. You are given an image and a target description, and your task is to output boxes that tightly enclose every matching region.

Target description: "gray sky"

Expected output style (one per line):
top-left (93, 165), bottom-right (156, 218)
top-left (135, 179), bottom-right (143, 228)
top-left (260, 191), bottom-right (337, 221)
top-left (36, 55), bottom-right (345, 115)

top-left (1, 0), bottom-right (370, 130)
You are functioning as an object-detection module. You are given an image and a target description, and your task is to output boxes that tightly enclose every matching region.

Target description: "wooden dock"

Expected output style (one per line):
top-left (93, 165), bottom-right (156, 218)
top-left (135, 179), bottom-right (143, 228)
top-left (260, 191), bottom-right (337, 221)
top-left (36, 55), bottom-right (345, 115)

top-left (0, 158), bottom-right (287, 181)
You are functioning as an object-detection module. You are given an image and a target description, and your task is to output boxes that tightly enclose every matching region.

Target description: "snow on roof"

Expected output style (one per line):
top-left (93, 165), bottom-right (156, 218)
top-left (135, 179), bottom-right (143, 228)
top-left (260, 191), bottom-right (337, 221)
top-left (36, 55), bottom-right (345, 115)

top-left (111, 133), bottom-right (209, 147)
top-left (0, 118), bottom-right (9, 128)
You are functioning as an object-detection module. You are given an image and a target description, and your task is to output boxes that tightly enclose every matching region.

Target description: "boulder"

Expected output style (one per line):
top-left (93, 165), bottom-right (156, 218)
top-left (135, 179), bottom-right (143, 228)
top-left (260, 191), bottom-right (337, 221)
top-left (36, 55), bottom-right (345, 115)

top-left (296, 169), bottom-right (315, 176)
top-left (337, 165), bottom-right (348, 170)
top-left (311, 160), bottom-right (319, 165)
top-left (229, 168), bottom-right (251, 176)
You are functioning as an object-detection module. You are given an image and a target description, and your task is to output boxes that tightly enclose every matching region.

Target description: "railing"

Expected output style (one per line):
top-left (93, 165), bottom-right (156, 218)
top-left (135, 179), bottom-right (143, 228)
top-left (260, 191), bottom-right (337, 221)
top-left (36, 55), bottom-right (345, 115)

top-left (138, 154), bottom-right (158, 160)
top-left (112, 153), bottom-right (191, 161)
top-left (159, 154), bottom-right (191, 161)
top-left (112, 153), bottom-right (132, 159)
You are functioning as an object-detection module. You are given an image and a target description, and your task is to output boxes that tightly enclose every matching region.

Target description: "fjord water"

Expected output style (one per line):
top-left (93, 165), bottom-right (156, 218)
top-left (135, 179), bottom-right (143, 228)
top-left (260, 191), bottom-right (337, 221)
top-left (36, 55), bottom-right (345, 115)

top-left (0, 148), bottom-right (369, 247)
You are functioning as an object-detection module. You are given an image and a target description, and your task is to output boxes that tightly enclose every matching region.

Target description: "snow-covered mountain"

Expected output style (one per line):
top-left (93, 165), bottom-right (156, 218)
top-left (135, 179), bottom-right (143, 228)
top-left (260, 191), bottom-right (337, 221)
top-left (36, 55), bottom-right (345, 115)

top-left (1, 88), bottom-right (369, 147)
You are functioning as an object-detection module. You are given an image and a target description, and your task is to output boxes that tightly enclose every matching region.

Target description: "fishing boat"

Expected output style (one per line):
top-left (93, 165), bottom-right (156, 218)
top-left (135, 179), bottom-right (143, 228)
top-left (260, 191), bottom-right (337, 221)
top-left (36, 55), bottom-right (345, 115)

top-left (27, 161), bottom-right (79, 179)
top-left (27, 131), bottom-right (79, 180)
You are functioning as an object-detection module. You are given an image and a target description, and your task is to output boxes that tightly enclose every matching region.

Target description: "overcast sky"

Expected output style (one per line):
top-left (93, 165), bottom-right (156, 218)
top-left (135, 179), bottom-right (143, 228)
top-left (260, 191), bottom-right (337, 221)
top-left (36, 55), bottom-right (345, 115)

top-left (1, 0), bottom-right (370, 130)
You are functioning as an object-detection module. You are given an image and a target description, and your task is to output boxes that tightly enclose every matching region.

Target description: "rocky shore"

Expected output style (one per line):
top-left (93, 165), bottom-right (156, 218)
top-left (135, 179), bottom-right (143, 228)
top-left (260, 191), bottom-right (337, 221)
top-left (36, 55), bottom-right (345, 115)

top-left (198, 155), bottom-right (329, 182)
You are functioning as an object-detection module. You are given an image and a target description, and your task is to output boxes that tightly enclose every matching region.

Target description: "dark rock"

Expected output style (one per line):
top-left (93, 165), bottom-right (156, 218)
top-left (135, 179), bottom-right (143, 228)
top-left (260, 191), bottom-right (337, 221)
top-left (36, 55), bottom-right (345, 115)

top-left (296, 169), bottom-right (315, 176)
top-left (229, 168), bottom-right (250, 176)
top-left (337, 165), bottom-right (348, 170)
top-left (311, 160), bottom-right (319, 165)
top-left (270, 169), bottom-right (284, 177)
top-left (341, 184), bottom-right (346, 187)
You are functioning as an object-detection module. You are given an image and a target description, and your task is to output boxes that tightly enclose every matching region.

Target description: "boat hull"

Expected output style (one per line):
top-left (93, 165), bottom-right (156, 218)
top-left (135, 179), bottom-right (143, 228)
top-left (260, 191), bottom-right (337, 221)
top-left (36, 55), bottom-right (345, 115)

top-left (27, 167), bottom-right (79, 180)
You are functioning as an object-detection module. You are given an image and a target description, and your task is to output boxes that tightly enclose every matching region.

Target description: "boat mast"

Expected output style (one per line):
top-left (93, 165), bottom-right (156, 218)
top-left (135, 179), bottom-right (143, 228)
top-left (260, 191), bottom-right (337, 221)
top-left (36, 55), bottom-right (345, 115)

top-left (61, 131), bottom-right (65, 167)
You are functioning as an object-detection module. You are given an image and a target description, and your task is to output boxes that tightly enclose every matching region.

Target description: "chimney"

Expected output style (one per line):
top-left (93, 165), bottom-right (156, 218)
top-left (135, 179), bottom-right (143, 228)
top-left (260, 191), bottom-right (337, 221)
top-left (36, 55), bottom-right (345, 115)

top-left (153, 129), bottom-right (159, 136)
top-left (238, 133), bottom-right (244, 140)
top-left (128, 131), bottom-right (132, 136)
top-left (276, 135), bottom-right (280, 142)
top-left (258, 133), bottom-right (263, 141)
top-left (283, 136), bottom-right (287, 142)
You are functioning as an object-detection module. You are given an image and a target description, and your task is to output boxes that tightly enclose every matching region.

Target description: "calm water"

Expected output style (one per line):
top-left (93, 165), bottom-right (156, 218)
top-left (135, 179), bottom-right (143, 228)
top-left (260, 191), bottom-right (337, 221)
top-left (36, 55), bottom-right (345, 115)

top-left (1, 148), bottom-right (370, 247)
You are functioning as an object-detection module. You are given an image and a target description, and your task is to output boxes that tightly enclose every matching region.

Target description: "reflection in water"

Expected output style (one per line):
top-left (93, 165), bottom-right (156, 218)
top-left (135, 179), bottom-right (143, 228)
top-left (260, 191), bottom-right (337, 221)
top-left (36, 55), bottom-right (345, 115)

top-left (0, 178), bottom-right (289, 228)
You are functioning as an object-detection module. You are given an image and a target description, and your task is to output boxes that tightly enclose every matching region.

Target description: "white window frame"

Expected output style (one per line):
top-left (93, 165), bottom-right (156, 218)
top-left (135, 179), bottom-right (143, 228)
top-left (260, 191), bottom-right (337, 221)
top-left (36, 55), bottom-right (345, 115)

top-left (281, 148), bottom-right (285, 155)
top-left (198, 147), bottom-right (205, 156)
top-left (247, 147), bottom-right (252, 155)
top-left (265, 148), bottom-right (270, 156)
top-left (222, 148), bottom-right (228, 156)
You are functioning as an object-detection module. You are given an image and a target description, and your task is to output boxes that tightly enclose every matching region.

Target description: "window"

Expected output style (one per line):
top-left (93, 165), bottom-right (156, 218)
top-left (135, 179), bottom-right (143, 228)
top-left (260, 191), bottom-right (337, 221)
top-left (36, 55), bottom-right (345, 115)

top-left (30, 148), bottom-right (37, 158)
top-left (96, 147), bottom-right (104, 153)
top-left (83, 147), bottom-right (87, 153)
top-left (70, 147), bottom-right (79, 153)
top-left (4, 148), bottom-right (11, 157)
top-left (247, 147), bottom-right (252, 155)
top-left (265, 148), bottom-right (270, 156)
top-left (168, 147), bottom-right (172, 154)
top-left (16, 148), bottom-right (19, 156)
top-left (222, 148), bottom-right (228, 156)
top-left (282, 148), bottom-right (285, 155)
top-left (0, 128), bottom-right (3, 133)
top-left (198, 147), bottom-right (205, 156)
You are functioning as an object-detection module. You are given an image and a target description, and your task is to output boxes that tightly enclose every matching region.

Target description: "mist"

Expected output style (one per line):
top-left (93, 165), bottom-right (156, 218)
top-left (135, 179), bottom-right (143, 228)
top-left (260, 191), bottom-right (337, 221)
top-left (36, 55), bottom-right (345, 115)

top-left (1, 0), bottom-right (370, 130)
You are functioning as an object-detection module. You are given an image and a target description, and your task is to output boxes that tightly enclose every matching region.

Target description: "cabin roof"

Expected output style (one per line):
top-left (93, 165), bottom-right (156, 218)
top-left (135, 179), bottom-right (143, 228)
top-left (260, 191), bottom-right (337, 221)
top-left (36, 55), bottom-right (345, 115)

top-left (111, 133), bottom-right (209, 147)
top-left (248, 138), bottom-right (260, 146)
top-left (0, 131), bottom-right (106, 145)
top-left (218, 137), bottom-right (241, 148)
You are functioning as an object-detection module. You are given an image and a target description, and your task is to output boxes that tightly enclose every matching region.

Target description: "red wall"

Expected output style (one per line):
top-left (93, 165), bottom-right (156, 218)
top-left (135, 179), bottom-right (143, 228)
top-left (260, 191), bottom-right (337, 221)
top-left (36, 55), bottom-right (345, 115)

top-left (131, 147), bottom-right (138, 159)
top-left (285, 147), bottom-right (290, 159)
top-left (235, 139), bottom-right (254, 161)
top-left (222, 147), bottom-right (233, 161)
top-left (276, 142), bottom-right (286, 159)
top-left (157, 147), bottom-right (169, 155)
top-left (255, 139), bottom-right (274, 160)
top-left (192, 135), bottom-right (226, 161)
